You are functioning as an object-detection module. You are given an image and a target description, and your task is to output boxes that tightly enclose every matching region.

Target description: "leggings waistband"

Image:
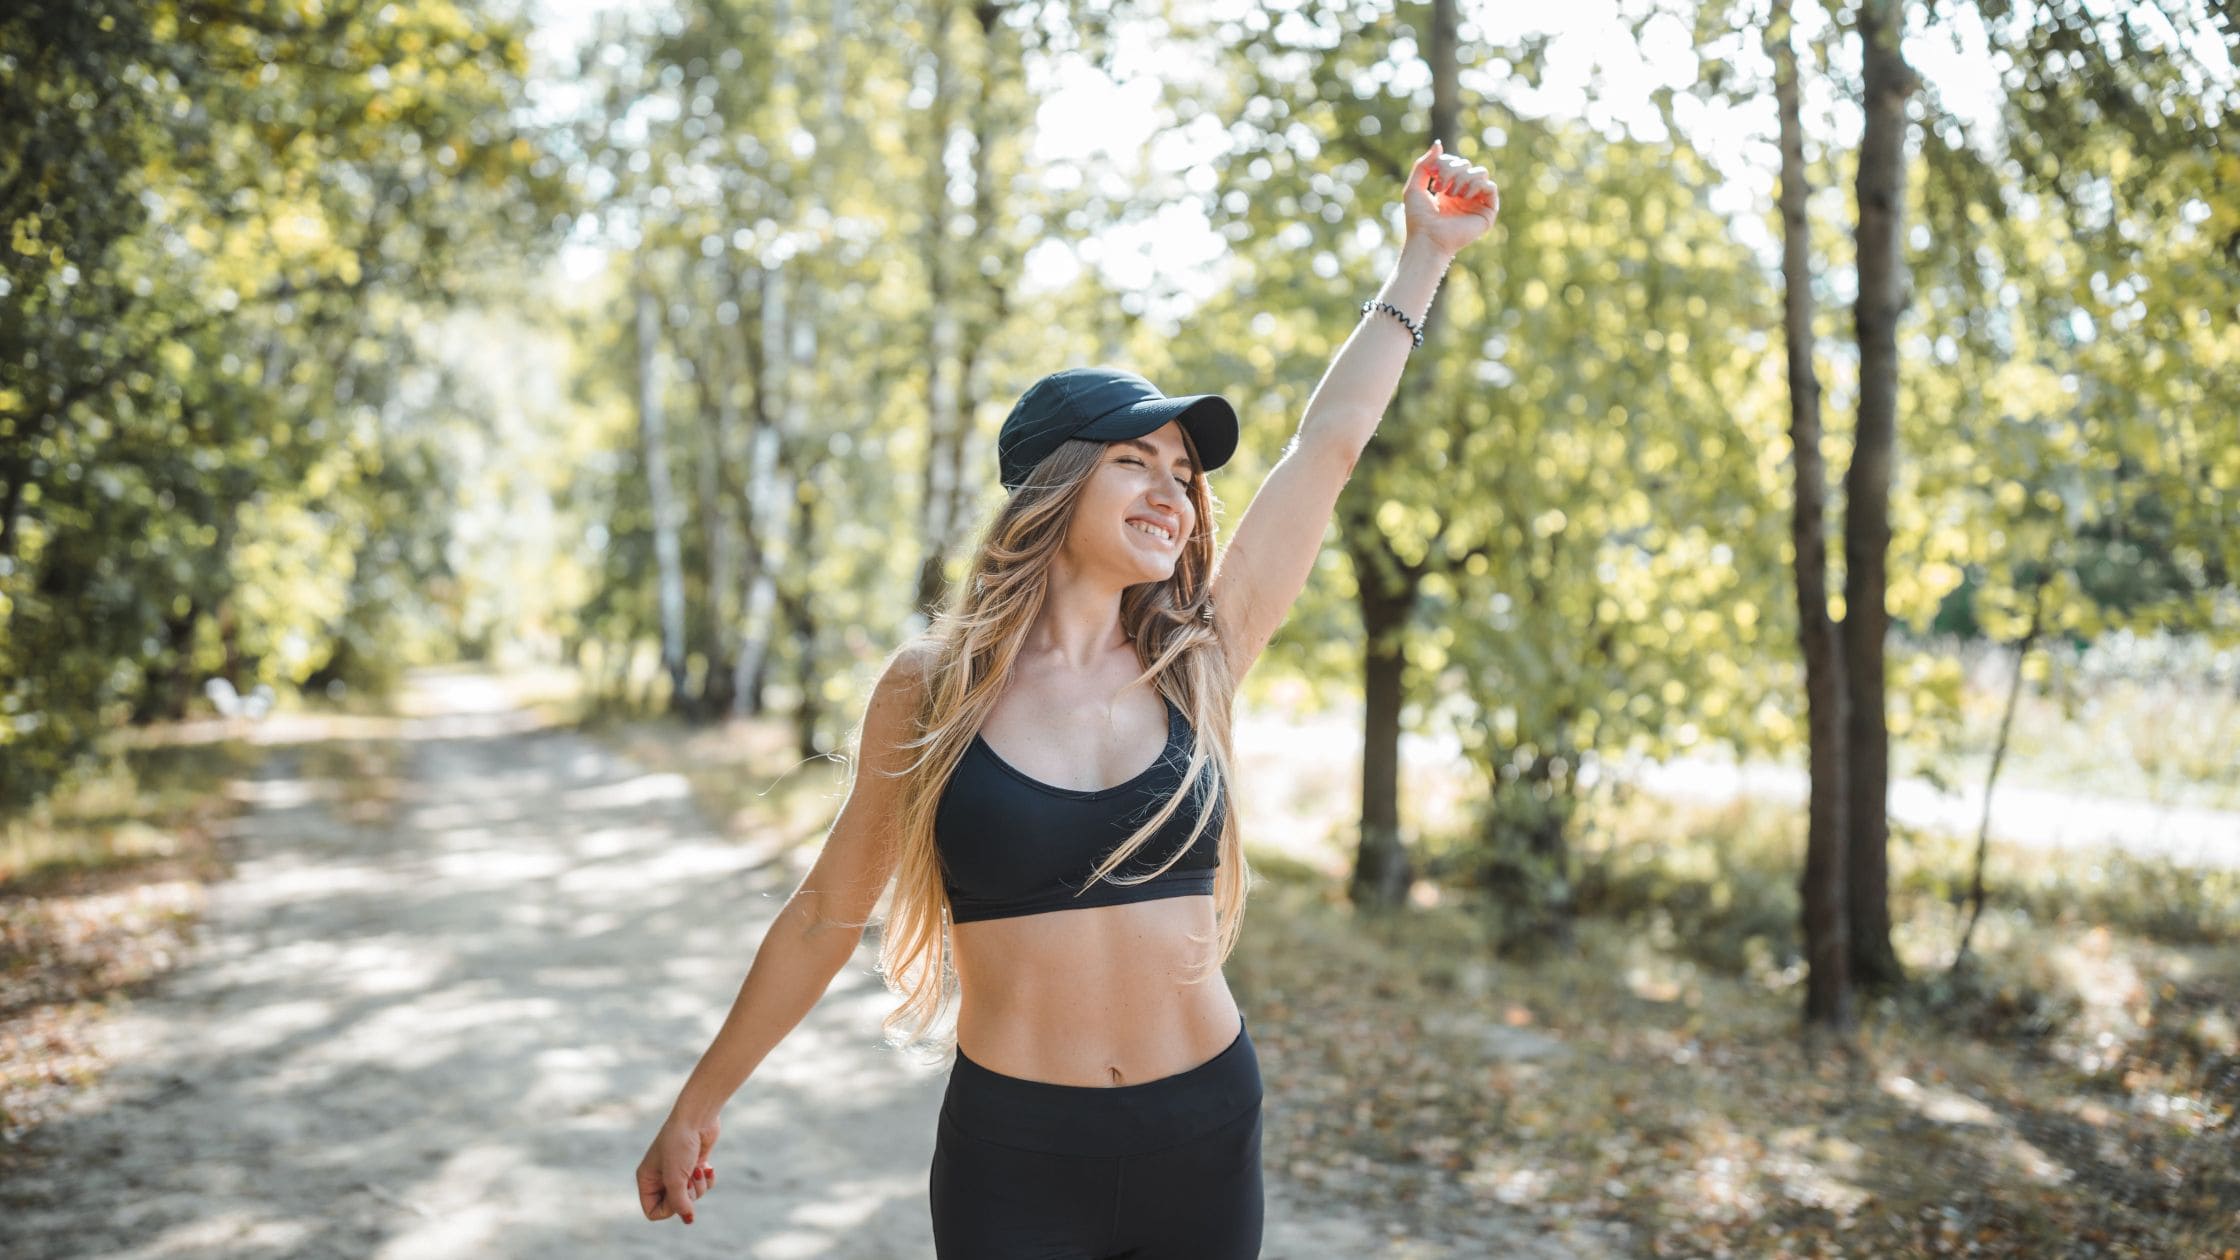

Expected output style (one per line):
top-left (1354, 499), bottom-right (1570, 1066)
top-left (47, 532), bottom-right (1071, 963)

top-left (943, 1018), bottom-right (1261, 1158)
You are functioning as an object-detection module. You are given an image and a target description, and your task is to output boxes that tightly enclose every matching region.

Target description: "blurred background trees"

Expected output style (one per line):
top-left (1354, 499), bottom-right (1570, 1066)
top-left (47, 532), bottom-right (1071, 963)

top-left (2, 0), bottom-right (567, 802)
top-left (4, 0), bottom-right (2234, 1031)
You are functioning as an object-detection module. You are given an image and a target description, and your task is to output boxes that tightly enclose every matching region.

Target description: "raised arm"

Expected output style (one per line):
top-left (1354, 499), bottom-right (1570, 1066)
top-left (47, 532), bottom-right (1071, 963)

top-left (634, 641), bottom-right (933, 1226)
top-left (1210, 140), bottom-right (1500, 680)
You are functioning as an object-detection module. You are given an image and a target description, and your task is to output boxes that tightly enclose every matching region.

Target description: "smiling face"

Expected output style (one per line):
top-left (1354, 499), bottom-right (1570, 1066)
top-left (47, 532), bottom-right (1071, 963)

top-left (1060, 420), bottom-right (1201, 587)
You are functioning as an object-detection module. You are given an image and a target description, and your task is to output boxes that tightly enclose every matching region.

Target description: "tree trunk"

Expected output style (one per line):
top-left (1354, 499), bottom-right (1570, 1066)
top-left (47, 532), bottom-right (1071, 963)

top-left (691, 353), bottom-right (737, 719)
top-left (131, 600), bottom-right (203, 724)
top-left (1, 452), bottom-right (28, 560)
top-left (728, 260), bottom-right (775, 719)
top-left (1348, 569), bottom-right (1415, 910)
top-left (914, 0), bottom-right (966, 619)
top-left (1341, 0), bottom-right (1457, 914)
top-left (948, 0), bottom-right (1019, 567)
top-left (635, 281), bottom-right (689, 711)
top-left (732, 263), bottom-right (797, 719)
top-left (1844, 0), bottom-right (1918, 993)
top-left (1772, 0), bottom-right (1855, 1034)
top-left (785, 485), bottom-right (822, 762)
top-left (606, 637), bottom-right (631, 705)
top-left (731, 0), bottom-right (802, 718)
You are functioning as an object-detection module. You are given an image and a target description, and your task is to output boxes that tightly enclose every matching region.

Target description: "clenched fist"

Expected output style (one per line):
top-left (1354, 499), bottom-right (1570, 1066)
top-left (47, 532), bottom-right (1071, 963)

top-left (1404, 139), bottom-right (1500, 258)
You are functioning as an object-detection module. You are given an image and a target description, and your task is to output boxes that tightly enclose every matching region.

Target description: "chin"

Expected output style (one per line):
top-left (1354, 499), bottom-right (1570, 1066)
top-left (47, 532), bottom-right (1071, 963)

top-left (1126, 559), bottom-right (1175, 585)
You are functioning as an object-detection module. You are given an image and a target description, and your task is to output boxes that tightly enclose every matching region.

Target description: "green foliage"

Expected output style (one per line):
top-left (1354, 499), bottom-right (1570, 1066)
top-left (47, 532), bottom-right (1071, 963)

top-left (9, 0), bottom-right (2236, 879)
top-left (1162, 3), bottom-right (1802, 912)
top-left (554, 0), bottom-right (1160, 728)
top-left (1906, 0), bottom-right (2239, 656)
top-left (1, 0), bottom-right (568, 808)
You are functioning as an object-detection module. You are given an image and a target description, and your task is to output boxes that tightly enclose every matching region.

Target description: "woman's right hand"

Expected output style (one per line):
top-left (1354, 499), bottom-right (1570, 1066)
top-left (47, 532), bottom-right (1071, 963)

top-left (636, 1111), bottom-right (720, 1226)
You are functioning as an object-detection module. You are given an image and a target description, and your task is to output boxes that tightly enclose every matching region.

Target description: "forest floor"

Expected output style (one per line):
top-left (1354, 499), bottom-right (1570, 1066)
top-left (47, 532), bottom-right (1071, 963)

top-left (2, 664), bottom-right (2233, 1258)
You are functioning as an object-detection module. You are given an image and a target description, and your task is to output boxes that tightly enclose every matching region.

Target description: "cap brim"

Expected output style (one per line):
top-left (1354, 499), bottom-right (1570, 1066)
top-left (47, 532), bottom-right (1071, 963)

top-left (1075, 394), bottom-right (1238, 476)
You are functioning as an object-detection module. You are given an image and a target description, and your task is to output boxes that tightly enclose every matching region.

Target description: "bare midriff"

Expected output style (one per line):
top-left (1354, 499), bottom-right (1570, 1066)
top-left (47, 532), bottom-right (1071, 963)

top-left (952, 894), bottom-right (1240, 1087)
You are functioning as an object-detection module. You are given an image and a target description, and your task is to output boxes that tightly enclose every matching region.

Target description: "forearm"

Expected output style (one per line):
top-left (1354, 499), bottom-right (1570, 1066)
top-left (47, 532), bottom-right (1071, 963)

top-left (1297, 236), bottom-right (1456, 455)
top-left (667, 892), bottom-right (863, 1124)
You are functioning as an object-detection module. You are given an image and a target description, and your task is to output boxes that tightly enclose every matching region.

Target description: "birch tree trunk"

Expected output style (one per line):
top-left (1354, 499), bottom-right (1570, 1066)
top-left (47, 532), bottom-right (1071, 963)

top-left (728, 0), bottom-right (832, 719)
top-left (728, 261), bottom-right (774, 719)
top-left (733, 259), bottom-right (795, 718)
top-left (914, 0), bottom-right (966, 620)
top-left (693, 338), bottom-right (739, 716)
top-left (635, 281), bottom-right (689, 710)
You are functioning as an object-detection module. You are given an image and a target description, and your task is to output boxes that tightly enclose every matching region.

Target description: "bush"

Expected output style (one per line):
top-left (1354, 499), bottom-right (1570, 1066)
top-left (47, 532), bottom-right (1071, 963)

top-left (1571, 796), bottom-right (1803, 975)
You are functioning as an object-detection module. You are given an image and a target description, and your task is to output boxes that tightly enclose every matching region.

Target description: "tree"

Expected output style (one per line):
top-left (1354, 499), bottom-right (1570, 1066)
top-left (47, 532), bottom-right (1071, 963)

top-left (1169, 0), bottom-right (1791, 929)
top-left (1840, 0), bottom-right (1920, 993)
top-left (1770, 0), bottom-right (1855, 1033)
top-left (0, 0), bottom-right (564, 808)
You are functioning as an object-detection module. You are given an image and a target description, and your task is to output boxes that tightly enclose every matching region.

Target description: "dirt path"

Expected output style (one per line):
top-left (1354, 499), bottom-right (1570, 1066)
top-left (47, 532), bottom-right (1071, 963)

top-left (2, 671), bottom-right (1588, 1259)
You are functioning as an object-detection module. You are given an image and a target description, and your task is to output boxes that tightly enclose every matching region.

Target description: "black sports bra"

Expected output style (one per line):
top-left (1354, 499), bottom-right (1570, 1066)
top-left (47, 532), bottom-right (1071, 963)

top-left (935, 694), bottom-right (1225, 924)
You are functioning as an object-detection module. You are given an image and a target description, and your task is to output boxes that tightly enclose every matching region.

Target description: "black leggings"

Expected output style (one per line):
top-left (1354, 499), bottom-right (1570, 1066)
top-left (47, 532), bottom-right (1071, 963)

top-left (929, 1018), bottom-right (1264, 1259)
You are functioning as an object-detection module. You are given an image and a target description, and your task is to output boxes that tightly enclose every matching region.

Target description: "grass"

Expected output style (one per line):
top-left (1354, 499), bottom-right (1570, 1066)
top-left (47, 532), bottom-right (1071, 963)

top-left (0, 737), bottom-right (265, 1145)
top-left (1229, 790), bottom-right (2240, 1258)
top-left (1893, 657), bottom-right (2240, 813)
top-left (0, 740), bottom-right (259, 894)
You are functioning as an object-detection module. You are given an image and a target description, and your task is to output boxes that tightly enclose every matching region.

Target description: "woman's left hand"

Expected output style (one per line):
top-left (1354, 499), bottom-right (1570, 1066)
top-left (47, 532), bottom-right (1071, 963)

top-left (1403, 139), bottom-right (1500, 258)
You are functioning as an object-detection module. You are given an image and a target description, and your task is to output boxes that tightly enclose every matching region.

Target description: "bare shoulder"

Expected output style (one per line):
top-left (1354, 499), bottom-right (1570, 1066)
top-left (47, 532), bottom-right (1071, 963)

top-left (880, 638), bottom-right (941, 712)
top-left (889, 637), bottom-right (942, 690)
top-left (856, 637), bottom-right (942, 768)
top-left (796, 638), bottom-right (946, 930)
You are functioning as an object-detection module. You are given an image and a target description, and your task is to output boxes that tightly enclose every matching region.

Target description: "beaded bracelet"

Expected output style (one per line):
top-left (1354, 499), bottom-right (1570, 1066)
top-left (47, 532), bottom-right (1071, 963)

top-left (1362, 299), bottom-right (1425, 348)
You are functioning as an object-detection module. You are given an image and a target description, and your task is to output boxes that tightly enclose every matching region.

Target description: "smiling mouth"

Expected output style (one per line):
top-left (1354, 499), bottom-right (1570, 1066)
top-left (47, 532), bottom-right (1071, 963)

top-left (1125, 520), bottom-right (1175, 546)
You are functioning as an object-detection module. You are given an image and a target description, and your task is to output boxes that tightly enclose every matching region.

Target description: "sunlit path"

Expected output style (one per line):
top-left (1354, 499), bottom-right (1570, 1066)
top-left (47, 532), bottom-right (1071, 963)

top-left (3, 669), bottom-right (940, 1257)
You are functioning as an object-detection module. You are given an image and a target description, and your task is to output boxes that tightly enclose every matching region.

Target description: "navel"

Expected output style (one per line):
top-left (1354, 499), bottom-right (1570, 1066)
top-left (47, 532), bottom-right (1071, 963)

top-left (1107, 1064), bottom-right (1127, 1086)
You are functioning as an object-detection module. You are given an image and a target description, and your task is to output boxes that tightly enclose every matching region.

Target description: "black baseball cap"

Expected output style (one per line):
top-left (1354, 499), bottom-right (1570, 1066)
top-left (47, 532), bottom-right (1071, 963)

top-left (997, 367), bottom-right (1238, 493)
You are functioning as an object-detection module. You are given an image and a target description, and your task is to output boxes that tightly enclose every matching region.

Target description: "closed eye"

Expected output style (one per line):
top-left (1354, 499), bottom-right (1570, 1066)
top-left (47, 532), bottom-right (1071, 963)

top-left (1119, 456), bottom-right (1195, 490)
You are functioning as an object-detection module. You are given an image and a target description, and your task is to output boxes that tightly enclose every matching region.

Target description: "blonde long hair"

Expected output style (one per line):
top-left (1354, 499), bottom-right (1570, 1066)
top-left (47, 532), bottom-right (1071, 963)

top-left (866, 432), bottom-right (1249, 1057)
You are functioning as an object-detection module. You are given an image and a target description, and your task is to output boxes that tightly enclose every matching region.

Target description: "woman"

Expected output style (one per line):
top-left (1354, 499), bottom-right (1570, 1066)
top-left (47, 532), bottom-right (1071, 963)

top-left (636, 137), bottom-right (1498, 1256)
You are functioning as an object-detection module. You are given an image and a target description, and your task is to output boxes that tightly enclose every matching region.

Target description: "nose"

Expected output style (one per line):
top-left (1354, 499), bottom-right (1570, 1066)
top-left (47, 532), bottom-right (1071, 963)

top-left (1148, 483), bottom-right (1189, 520)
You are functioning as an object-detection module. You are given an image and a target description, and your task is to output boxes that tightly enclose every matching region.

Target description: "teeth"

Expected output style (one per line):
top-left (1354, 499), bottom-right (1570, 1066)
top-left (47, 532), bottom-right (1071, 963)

top-left (1127, 520), bottom-right (1172, 543)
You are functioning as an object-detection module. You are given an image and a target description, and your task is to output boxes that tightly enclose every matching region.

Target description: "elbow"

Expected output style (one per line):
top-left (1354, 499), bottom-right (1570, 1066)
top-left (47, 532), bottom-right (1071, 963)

top-left (1302, 430), bottom-right (1364, 481)
top-left (1295, 415), bottom-right (1371, 472)
top-left (786, 887), bottom-right (874, 947)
